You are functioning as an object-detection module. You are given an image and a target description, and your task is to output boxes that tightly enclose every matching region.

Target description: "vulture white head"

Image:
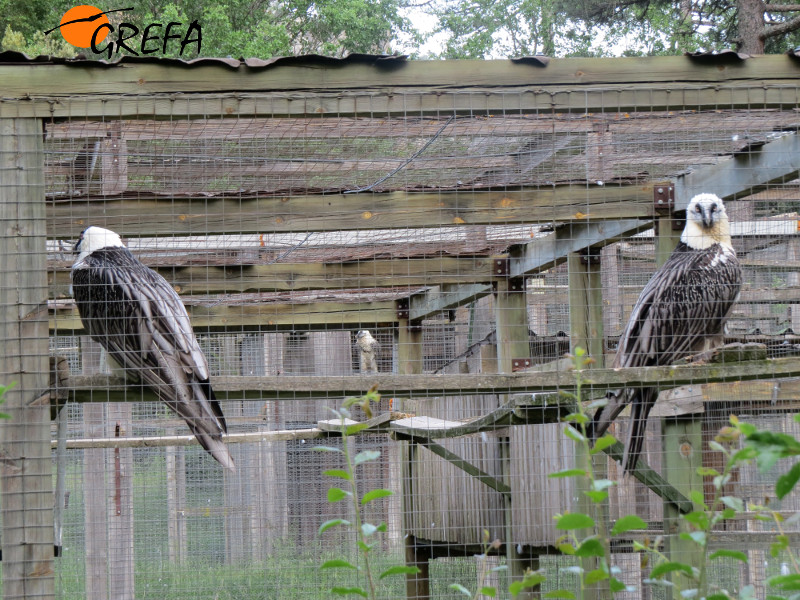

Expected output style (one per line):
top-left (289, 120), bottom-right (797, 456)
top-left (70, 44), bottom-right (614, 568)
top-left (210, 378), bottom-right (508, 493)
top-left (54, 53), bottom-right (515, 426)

top-left (681, 193), bottom-right (733, 251)
top-left (74, 226), bottom-right (125, 261)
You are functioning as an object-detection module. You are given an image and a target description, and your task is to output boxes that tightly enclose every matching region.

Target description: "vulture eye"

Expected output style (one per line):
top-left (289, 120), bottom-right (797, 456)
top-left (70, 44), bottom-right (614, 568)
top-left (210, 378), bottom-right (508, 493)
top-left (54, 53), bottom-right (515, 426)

top-left (710, 204), bottom-right (717, 212)
top-left (695, 205), bottom-right (702, 213)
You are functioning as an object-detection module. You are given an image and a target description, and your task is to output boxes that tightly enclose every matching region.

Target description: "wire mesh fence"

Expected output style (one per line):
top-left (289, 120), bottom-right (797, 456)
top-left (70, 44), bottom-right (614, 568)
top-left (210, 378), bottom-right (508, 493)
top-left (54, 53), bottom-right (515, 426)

top-left (1, 55), bottom-right (800, 599)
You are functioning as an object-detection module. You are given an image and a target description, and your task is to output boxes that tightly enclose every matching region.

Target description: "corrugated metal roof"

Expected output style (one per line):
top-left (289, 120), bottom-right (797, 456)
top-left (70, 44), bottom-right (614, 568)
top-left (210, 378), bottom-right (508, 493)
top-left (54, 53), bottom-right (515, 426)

top-left (0, 50), bottom-right (408, 68)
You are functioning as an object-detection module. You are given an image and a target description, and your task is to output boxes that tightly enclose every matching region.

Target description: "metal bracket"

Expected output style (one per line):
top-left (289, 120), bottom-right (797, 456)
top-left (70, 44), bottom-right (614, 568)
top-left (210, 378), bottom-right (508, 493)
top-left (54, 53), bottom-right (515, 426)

top-left (653, 185), bottom-right (675, 215)
top-left (579, 247), bottom-right (601, 266)
top-left (493, 257), bottom-right (510, 277)
top-left (396, 298), bottom-right (409, 320)
top-left (508, 276), bottom-right (526, 292)
top-left (511, 358), bottom-right (532, 372)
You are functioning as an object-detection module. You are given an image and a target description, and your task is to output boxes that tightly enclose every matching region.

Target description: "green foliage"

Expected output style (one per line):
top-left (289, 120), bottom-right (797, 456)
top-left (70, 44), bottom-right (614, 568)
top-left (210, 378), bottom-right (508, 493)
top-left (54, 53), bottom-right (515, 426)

top-left (1, 0), bottom-right (414, 60)
top-left (1, 24), bottom-right (75, 57)
top-left (316, 387), bottom-right (419, 599)
top-left (546, 347), bottom-right (630, 597)
top-left (0, 381), bottom-right (13, 419)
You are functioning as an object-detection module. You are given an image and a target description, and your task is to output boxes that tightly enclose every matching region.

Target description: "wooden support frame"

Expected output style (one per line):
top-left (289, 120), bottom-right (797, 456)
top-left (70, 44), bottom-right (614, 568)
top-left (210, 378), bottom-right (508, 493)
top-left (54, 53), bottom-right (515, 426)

top-left (58, 355), bottom-right (800, 402)
top-left (4, 55), bottom-right (800, 119)
top-left (0, 118), bottom-right (54, 600)
top-left (46, 187), bottom-right (658, 240)
top-left (409, 219), bottom-right (653, 322)
top-left (674, 132), bottom-right (800, 208)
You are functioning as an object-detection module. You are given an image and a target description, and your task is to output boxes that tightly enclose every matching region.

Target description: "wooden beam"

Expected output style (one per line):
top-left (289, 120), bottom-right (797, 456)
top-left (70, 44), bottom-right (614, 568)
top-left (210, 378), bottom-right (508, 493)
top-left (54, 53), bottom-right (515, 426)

top-left (48, 299), bottom-right (399, 333)
top-left (46, 187), bottom-right (656, 240)
top-left (47, 256), bottom-right (499, 297)
top-left (3, 56), bottom-right (800, 117)
top-left (0, 118), bottom-right (55, 599)
top-left (673, 132), bottom-right (800, 208)
top-left (58, 355), bottom-right (800, 402)
top-left (409, 218), bottom-right (653, 321)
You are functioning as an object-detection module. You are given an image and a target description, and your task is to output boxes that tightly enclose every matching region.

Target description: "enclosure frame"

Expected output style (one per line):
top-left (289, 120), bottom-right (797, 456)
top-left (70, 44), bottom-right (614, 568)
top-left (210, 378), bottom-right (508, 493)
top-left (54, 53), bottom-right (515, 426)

top-left (2, 52), bottom-right (800, 599)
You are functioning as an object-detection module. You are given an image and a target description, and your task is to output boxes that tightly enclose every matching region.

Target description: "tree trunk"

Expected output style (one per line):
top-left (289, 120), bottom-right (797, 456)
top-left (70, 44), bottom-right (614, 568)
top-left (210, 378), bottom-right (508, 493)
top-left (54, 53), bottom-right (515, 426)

top-left (736, 0), bottom-right (765, 54)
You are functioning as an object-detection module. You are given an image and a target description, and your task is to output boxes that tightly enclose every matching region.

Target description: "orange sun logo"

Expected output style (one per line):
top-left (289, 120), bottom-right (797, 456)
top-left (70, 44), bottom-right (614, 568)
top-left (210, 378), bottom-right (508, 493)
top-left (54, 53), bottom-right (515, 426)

top-left (58, 5), bottom-right (110, 48)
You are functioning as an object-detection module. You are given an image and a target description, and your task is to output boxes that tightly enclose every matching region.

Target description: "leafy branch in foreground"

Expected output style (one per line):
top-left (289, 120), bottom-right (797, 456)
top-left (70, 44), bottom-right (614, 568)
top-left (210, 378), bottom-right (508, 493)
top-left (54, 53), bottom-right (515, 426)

top-left (549, 347), bottom-right (638, 599)
top-left (738, 414), bottom-right (800, 599)
top-left (316, 386), bottom-right (419, 599)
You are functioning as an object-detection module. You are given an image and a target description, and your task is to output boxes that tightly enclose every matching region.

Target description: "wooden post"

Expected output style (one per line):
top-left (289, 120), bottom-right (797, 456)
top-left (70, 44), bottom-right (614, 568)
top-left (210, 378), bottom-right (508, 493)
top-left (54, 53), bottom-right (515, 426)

top-left (568, 250), bottom-right (608, 600)
top-left (107, 405), bottom-right (135, 600)
top-left (0, 117), bottom-right (55, 600)
top-left (656, 216), bottom-right (681, 267)
top-left (83, 403), bottom-right (135, 600)
top-left (494, 278), bottom-right (538, 598)
top-left (398, 319), bottom-right (429, 599)
top-left (568, 251), bottom-right (604, 365)
top-left (166, 433), bottom-right (188, 563)
top-left (662, 417), bottom-right (704, 600)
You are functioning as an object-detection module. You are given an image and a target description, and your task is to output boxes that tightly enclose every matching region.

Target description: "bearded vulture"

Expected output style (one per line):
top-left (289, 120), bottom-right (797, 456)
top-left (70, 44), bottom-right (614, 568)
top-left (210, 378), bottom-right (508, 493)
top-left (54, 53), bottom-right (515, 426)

top-left (71, 226), bottom-right (235, 471)
top-left (589, 193), bottom-right (742, 472)
top-left (355, 330), bottom-right (380, 373)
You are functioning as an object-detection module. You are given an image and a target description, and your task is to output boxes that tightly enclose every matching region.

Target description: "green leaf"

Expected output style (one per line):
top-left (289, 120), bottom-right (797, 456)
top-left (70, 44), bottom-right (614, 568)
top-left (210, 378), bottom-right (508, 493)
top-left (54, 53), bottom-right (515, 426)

top-left (771, 534), bottom-right (789, 558)
top-left (327, 487), bottom-right (351, 502)
top-left (689, 490), bottom-right (707, 508)
top-left (611, 515), bottom-right (647, 536)
top-left (720, 496), bottom-right (745, 512)
top-left (313, 445), bottom-right (343, 453)
top-left (543, 590), bottom-right (577, 599)
top-left (556, 513), bottom-right (595, 530)
top-left (682, 511), bottom-right (709, 529)
top-left (586, 397), bottom-right (608, 410)
top-left (509, 573), bottom-right (546, 596)
top-left (590, 434), bottom-right (618, 454)
top-left (649, 561), bottom-right (694, 579)
top-left (379, 565), bottom-right (420, 579)
top-left (585, 568), bottom-right (609, 584)
top-left (777, 462), bottom-right (800, 499)
top-left (730, 447), bottom-right (758, 465)
top-left (708, 440), bottom-right (727, 454)
top-left (575, 538), bottom-right (605, 557)
top-left (563, 412), bottom-right (590, 425)
top-left (353, 450), bottom-right (380, 465)
top-left (705, 594), bottom-right (729, 600)
top-left (609, 577), bottom-right (628, 593)
top-left (323, 469), bottom-right (352, 480)
top-left (318, 518), bottom-right (350, 534)
top-left (331, 586), bottom-right (367, 597)
top-left (591, 479), bottom-right (615, 491)
top-left (563, 426), bottom-right (585, 443)
top-left (696, 466), bottom-right (720, 477)
top-left (361, 489), bottom-right (393, 505)
top-left (321, 559), bottom-right (358, 570)
top-left (479, 586), bottom-right (497, 597)
top-left (768, 573), bottom-right (800, 590)
top-left (449, 583), bottom-right (473, 596)
top-left (583, 490), bottom-right (609, 503)
top-left (549, 468), bottom-right (587, 479)
top-left (556, 542), bottom-right (576, 555)
top-left (345, 423), bottom-right (371, 436)
top-left (709, 549), bottom-right (748, 563)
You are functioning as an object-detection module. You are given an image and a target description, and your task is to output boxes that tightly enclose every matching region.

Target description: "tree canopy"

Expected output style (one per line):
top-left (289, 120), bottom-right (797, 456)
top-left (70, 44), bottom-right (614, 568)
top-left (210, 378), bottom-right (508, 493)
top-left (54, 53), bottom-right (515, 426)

top-left (0, 0), bottom-right (416, 59)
